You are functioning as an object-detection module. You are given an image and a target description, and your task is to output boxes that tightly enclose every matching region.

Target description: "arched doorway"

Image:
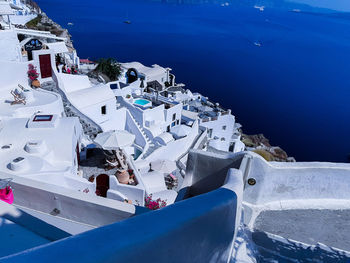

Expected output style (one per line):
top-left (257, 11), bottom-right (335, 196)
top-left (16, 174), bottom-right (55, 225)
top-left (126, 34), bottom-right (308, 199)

top-left (96, 174), bottom-right (109, 197)
top-left (126, 68), bottom-right (138, 83)
top-left (169, 73), bottom-right (175, 86)
top-left (24, 38), bottom-right (43, 61)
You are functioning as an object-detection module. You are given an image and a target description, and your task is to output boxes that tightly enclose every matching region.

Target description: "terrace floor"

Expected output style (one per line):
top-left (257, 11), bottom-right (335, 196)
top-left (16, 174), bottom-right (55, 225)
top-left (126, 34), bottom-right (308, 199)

top-left (253, 209), bottom-right (350, 251)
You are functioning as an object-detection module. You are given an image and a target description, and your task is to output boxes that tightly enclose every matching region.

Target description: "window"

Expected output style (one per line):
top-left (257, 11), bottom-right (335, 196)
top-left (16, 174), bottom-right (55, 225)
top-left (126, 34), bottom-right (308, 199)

top-left (110, 83), bottom-right (119, 90)
top-left (172, 113), bottom-right (176, 121)
top-left (33, 115), bottom-right (53, 122)
top-left (171, 122), bottom-right (176, 127)
top-left (222, 125), bottom-right (226, 130)
top-left (167, 125), bottom-right (170, 132)
top-left (176, 120), bottom-right (179, 125)
top-left (101, 105), bottom-right (106, 115)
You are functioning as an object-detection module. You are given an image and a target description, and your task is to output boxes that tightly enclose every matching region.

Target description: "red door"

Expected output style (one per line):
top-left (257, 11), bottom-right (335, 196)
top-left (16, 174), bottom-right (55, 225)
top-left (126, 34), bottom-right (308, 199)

top-left (96, 174), bottom-right (109, 198)
top-left (39, 54), bottom-right (52, 78)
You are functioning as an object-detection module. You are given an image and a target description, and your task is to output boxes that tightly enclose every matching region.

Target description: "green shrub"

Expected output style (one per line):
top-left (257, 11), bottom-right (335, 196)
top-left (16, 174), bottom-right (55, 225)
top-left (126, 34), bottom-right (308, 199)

top-left (95, 58), bottom-right (122, 81)
top-left (25, 15), bottom-right (42, 29)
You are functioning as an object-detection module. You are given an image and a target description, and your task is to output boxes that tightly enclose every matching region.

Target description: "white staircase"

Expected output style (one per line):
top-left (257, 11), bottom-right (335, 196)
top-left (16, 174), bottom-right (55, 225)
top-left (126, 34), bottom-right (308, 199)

top-left (127, 112), bottom-right (155, 160)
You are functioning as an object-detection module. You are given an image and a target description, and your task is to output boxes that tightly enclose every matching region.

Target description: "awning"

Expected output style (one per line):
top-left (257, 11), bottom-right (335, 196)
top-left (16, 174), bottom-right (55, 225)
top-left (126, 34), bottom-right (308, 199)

top-left (46, 42), bottom-right (69, 53)
top-left (150, 160), bottom-right (177, 174)
top-left (9, 3), bottom-right (23, 10)
top-left (16, 29), bottom-right (66, 41)
top-left (94, 130), bottom-right (135, 150)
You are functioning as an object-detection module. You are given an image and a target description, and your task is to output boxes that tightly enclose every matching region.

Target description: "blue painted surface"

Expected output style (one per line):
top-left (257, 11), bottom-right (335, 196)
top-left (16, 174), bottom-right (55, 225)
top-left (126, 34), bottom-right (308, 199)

top-left (35, 0), bottom-right (350, 162)
top-left (1, 188), bottom-right (238, 263)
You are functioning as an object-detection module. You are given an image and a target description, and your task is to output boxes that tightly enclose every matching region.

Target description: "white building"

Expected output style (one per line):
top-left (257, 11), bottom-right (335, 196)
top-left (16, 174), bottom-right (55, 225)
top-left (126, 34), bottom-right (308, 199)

top-left (199, 110), bottom-right (244, 152)
top-left (0, 114), bottom-right (93, 193)
top-left (182, 95), bottom-right (245, 153)
top-left (0, 0), bottom-right (14, 29)
top-left (121, 62), bottom-right (174, 88)
top-left (57, 73), bottom-right (118, 132)
top-left (0, 27), bottom-right (77, 83)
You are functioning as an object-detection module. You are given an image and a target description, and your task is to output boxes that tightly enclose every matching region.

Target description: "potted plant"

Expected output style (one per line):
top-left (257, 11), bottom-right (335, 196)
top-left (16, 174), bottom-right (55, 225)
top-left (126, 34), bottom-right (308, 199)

top-left (116, 169), bottom-right (129, 184)
top-left (27, 64), bottom-right (40, 88)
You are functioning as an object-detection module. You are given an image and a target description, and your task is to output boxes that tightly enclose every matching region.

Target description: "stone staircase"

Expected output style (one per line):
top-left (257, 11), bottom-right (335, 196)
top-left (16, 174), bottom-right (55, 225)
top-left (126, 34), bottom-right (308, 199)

top-left (41, 81), bottom-right (102, 138)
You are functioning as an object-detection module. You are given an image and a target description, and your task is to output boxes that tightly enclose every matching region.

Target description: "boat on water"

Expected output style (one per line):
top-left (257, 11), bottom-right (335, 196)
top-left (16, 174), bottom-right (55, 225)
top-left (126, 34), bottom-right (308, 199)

top-left (67, 22), bottom-right (73, 26)
top-left (254, 42), bottom-right (261, 47)
top-left (124, 20), bottom-right (131, 24)
top-left (254, 5), bottom-right (265, 12)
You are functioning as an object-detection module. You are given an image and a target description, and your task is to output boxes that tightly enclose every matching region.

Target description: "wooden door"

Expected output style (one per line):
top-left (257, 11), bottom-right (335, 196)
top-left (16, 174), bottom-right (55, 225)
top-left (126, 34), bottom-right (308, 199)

top-left (39, 54), bottom-right (52, 78)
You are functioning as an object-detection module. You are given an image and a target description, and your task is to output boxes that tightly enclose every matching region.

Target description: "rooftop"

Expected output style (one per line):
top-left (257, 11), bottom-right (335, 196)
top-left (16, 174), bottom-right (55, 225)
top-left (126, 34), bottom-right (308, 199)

top-left (0, 87), bottom-right (63, 118)
top-left (121, 62), bottom-right (168, 78)
top-left (0, 116), bottom-right (80, 178)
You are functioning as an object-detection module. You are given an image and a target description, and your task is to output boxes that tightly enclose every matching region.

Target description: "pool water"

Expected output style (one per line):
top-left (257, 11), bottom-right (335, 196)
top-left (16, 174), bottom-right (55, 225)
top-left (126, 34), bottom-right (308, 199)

top-left (134, 99), bottom-right (151, 106)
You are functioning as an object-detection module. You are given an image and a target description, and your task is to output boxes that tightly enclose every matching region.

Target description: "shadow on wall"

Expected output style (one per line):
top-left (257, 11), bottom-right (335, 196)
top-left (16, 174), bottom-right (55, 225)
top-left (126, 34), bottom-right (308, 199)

top-left (177, 150), bottom-right (245, 200)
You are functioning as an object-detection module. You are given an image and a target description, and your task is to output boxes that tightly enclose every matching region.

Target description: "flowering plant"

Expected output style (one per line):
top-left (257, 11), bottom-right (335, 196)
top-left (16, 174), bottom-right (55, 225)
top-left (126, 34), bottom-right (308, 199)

top-left (28, 64), bottom-right (39, 81)
top-left (145, 194), bottom-right (167, 210)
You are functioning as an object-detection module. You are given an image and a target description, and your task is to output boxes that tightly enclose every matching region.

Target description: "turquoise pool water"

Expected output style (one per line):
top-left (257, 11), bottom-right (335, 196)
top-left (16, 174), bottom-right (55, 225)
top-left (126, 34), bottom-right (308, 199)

top-left (134, 99), bottom-right (150, 106)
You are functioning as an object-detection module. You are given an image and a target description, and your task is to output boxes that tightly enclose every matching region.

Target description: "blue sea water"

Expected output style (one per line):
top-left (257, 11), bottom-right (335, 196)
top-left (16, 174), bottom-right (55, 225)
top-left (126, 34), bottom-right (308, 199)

top-left (36, 0), bottom-right (350, 162)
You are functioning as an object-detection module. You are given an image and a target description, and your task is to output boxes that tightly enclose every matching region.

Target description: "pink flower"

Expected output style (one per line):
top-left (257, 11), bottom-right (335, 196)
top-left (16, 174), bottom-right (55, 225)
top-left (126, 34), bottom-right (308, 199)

top-left (27, 64), bottom-right (39, 81)
top-left (144, 194), bottom-right (167, 210)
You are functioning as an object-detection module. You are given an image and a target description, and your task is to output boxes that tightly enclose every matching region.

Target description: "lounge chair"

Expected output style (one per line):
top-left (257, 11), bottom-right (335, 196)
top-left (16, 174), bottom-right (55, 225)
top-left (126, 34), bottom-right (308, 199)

top-left (105, 159), bottom-right (119, 168)
top-left (10, 89), bottom-right (26, 105)
top-left (18, 84), bottom-right (25, 91)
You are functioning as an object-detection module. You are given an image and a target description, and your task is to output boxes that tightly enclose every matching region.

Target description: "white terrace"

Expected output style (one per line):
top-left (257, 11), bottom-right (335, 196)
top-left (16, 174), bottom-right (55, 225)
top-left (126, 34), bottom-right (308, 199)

top-left (0, 60), bottom-right (64, 119)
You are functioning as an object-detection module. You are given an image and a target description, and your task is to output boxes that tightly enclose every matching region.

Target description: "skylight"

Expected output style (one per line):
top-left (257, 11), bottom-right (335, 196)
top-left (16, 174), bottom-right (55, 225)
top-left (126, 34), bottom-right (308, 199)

top-left (33, 115), bottom-right (53, 122)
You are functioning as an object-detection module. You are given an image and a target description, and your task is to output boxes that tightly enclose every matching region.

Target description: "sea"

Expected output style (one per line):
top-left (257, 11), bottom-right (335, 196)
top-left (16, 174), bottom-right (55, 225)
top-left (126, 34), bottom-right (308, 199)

top-left (36, 0), bottom-right (350, 162)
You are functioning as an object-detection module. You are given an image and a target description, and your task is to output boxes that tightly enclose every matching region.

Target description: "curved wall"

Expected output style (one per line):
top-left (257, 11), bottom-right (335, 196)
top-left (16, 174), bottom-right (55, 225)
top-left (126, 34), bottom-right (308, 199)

top-left (2, 187), bottom-right (239, 263)
top-left (243, 153), bottom-right (350, 205)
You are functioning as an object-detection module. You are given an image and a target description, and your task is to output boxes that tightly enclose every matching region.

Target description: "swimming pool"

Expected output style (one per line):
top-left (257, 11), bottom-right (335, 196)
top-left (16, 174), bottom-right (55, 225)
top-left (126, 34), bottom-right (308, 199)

top-left (134, 99), bottom-right (151, 106)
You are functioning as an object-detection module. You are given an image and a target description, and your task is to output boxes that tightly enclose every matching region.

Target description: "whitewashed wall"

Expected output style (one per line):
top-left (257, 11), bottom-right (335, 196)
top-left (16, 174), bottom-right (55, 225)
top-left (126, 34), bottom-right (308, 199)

top-left (0, 60), bottom-right (31, 88)
top-left (164, 103), bottom-right (183, 130)
top-left (0, 30), bottom-right (22, 62)
top-left (200, 114), bottom-right (236, 152)
top-left (244, 153), bottom-right (350, 205)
